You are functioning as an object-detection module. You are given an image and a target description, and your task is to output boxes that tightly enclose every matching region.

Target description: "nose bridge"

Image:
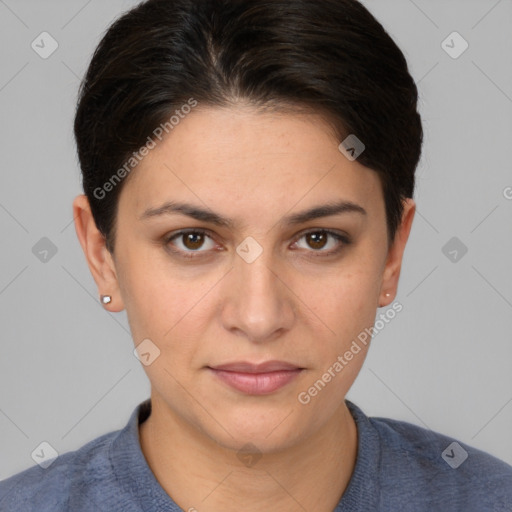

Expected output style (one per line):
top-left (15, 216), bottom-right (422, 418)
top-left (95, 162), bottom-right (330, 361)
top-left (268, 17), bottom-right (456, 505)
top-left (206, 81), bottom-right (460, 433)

top-left (223, 238), bottom-right (293, 341)
top-left (239, 245), bottom-right (278, 295)
top-left (237, 241), bottom-right (282, 308)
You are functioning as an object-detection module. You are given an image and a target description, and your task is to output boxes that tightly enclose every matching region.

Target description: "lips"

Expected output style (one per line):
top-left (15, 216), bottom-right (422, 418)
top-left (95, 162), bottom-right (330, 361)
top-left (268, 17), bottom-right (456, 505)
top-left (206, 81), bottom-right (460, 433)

top-left (210, 361), bottom-right (302, 373)
top-left (208, 361), bottom-right (304, 395)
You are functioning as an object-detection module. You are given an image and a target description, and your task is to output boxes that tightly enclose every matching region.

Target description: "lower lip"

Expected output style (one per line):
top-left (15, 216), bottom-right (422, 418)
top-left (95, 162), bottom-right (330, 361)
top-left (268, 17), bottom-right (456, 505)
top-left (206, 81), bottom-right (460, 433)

top-left (209, 368), bottom-right (303, 395)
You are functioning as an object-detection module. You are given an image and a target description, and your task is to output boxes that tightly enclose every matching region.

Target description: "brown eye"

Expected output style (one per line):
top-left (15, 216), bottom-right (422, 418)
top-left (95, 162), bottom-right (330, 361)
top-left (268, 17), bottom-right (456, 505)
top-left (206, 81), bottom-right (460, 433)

top-left (294, 230), bottom-right (350, 256)
top-left (182, 232), bottom-right (206, 250)
top-left (165, 229), bottom-right (216, 257)
top-left (305, 232), bottom-right (329, 250)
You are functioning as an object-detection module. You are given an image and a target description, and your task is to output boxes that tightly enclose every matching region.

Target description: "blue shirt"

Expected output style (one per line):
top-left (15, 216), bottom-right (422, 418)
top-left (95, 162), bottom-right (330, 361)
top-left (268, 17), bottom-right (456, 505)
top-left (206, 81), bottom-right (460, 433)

top-left (1, 398), bottom-right (511, 511)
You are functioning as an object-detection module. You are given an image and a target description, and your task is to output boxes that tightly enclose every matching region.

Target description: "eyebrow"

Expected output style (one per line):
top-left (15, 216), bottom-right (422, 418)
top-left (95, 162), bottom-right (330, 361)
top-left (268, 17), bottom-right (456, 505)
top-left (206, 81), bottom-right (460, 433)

top-left (139, 199), bottom-right (367, 228)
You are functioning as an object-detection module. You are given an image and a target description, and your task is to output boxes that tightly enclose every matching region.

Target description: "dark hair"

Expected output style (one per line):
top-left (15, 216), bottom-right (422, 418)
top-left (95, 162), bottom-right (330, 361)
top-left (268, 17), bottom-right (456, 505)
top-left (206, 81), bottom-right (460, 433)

top-left (74, 0), bottom-right (423, 253)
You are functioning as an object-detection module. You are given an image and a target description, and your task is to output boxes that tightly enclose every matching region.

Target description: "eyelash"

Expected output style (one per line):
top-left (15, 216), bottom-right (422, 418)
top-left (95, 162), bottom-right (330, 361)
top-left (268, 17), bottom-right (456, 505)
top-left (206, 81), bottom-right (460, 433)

top-left (163, 228), bottom-right (351, 260)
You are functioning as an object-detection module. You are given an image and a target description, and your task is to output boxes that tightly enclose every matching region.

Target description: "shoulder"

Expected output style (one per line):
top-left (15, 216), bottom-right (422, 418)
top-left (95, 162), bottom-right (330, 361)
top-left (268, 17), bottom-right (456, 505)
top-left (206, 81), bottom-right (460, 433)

top-left (0, 429), bottom-right (120, 512)
top-left (369, 414), bottom-right (512, 510)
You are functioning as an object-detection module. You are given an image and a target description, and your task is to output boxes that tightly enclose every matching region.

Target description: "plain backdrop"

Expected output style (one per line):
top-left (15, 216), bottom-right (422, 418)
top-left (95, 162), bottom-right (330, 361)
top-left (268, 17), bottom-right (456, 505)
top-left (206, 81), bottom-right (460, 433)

top-left (0, 0), bottom-right (511, 480)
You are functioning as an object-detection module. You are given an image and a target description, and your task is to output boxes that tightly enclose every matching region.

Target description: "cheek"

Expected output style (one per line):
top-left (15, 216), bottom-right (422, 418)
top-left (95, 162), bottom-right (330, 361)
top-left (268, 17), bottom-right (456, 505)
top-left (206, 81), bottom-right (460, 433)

top-left (124, 276), bottom-right (197, 343)
top-left (296, 270), bottom-right (379, 411)
top-left (314, 267), bottom-right (381, 344)
top-left (114, 247), bottom-right (182, 341)
top-left (117, 251), bottom-right (217, 375)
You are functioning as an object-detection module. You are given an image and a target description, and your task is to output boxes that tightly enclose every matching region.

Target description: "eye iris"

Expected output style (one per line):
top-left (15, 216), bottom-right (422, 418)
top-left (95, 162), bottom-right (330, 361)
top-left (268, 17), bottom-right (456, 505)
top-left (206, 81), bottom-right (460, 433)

top-left (183, 233), bottom-right (204, 250)
top-left (307, 232), bottom-right (327, 250)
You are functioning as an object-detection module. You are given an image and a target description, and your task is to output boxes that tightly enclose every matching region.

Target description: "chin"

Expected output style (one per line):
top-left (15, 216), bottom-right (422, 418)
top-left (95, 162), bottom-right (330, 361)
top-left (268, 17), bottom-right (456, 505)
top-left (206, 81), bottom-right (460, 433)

top-left (216, 428), bottom-right (302, 456)
top-left (202, 408), bottom-right (306, 453)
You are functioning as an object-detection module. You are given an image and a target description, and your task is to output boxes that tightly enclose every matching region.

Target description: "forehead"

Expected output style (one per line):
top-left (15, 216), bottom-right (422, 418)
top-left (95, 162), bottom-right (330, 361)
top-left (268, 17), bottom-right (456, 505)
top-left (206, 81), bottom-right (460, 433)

top-left (121, 106), bottom-right (382, 217)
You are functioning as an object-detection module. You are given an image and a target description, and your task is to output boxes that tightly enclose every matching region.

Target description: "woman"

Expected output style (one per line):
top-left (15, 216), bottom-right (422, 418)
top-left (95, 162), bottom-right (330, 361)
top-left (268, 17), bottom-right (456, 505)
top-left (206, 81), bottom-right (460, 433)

top-left (1, 0), bottom-right (511, 510)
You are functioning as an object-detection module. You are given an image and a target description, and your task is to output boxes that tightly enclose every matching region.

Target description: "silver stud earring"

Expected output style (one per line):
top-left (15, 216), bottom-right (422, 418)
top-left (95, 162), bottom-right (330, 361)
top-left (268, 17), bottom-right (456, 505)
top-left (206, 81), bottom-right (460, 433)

top-left (100, 295), bottom-right (112, 305)
top-left (385, 293), bottom-right (391, 298)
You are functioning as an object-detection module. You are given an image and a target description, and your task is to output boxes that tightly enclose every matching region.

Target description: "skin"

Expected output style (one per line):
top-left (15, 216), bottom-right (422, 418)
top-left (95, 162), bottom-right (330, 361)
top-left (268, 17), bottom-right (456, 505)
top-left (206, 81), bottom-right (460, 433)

top-left (73, 104), bottom-right (415, 512)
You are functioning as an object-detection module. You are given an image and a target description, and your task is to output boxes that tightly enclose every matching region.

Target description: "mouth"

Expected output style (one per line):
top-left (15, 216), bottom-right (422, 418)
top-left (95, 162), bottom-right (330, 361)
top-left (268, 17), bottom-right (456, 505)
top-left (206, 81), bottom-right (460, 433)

top-left (207, 361), bottom-right (304, 395)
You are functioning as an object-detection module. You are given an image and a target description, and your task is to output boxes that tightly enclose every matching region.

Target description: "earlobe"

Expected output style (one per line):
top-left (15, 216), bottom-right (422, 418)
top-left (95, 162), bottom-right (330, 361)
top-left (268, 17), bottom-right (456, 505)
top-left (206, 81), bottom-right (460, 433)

top-left (72, 194), bottom-right (125, 312)
top-left (379, 198), bottom-right (416, 307)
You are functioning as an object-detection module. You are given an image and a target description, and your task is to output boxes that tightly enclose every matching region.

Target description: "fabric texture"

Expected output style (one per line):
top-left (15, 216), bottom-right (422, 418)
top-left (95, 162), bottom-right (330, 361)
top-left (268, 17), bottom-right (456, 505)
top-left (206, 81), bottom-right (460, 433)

top-left (1, 398), bottom-right (511, 511)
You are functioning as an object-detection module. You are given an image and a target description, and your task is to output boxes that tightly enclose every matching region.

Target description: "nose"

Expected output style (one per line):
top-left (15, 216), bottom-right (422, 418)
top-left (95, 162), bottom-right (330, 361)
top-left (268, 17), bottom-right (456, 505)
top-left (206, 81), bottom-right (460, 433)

top-left (220, 247), bottom-right (295, 344)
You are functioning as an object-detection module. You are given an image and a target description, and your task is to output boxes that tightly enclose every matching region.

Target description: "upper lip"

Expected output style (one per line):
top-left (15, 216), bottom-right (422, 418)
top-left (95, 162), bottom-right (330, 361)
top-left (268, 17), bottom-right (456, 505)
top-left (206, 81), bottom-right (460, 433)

top-left (209, 361), bottom-right (302, 373)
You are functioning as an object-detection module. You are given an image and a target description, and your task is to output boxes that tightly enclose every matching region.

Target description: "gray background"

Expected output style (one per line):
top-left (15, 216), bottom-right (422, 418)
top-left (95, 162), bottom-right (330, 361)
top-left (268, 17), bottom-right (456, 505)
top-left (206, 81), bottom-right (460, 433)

top-left (0, 0), bottom-right (511, 480)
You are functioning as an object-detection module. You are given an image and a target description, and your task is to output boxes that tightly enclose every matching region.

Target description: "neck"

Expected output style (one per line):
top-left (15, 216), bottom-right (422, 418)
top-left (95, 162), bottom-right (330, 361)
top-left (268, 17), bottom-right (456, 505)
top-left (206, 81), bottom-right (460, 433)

top-left (139, 393), bottom-right (358, 512)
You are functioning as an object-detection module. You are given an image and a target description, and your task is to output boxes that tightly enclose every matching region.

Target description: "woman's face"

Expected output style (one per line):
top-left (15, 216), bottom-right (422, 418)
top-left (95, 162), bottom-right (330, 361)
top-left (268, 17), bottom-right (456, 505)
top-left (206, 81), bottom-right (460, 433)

top-left (87, 105), bottom-right (414, 452)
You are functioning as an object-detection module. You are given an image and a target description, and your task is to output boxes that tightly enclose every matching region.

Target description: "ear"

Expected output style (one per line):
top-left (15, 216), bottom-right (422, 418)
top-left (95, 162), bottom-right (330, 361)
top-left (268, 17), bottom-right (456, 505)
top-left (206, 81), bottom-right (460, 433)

top-left (378, 198), bottom-right (416, 308)
top-left (72, 194), bottom-right (125, 312)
